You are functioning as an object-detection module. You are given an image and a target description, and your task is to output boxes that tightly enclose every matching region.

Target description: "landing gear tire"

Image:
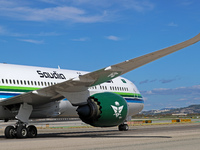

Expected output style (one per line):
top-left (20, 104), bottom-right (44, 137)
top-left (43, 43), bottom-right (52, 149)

top-left (4, 125), bottom-right (38, 138)
top-left (27, 125), bottom-right (37, 138)
top-left (118, 124), bottom-right (129, 131)
top-left (16, 125), bottom-right (28, 138)
top-left (5, 126), bottom-right (16, 138)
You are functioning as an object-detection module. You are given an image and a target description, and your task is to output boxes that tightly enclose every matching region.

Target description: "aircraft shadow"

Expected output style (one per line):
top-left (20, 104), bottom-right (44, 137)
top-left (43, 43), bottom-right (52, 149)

top-left (0, 129), bottom-right (172, 139)
top-left (37, 129), bottom-right (172, 139)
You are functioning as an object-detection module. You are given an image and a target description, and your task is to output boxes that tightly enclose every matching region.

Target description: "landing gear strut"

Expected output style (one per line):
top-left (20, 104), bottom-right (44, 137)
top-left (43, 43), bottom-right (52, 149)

top-left (118, 123), bottom-right (129, 131)
top-left (4, 121), bottom-right (37, 138)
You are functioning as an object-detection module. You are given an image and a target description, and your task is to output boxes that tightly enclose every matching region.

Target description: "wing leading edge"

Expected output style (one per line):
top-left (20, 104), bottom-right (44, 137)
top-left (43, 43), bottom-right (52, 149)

top-left (0, 33), bottom-right (200, 106)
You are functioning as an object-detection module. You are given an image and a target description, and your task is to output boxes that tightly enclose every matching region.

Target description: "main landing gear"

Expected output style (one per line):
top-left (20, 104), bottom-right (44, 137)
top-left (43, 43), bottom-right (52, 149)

top-left (4, 103), bottom-right (37, 139)
top-left (118, 123), bottom-right (129, 131)
top-left (4, 122), bottom-right (37, 138)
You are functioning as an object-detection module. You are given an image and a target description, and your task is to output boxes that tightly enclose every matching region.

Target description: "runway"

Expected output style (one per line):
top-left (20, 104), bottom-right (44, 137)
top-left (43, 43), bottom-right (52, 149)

top-left (0, 120), bottom-right (200, 150)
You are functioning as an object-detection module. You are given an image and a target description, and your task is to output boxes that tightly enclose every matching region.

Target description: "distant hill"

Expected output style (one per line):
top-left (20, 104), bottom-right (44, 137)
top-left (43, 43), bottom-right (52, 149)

top-left (141, 104), bottom-right (200, 115)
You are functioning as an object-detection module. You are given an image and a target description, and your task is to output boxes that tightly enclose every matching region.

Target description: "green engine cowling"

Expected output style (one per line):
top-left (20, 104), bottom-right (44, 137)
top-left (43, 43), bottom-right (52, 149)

top-left (76, 92), bottom-right (128, 127)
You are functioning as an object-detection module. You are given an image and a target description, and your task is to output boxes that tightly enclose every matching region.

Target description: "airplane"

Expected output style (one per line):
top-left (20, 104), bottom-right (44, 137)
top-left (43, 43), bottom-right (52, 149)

top-left (0, 33), bottom-right (200, 138)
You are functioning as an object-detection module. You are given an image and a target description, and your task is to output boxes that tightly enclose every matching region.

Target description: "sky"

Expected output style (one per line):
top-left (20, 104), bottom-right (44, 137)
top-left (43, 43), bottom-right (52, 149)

top-left (0, 0), bottom-right (200, 110)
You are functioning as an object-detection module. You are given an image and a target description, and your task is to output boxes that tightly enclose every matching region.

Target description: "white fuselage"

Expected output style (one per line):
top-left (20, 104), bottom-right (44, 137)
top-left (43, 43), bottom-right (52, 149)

top-left (0, 63), bottom-right (144, 120)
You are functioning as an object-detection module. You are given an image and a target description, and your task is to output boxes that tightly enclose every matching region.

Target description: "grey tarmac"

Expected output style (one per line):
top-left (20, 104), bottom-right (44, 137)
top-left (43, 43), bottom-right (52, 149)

top-left (0, 120), bottom-right (200, 150)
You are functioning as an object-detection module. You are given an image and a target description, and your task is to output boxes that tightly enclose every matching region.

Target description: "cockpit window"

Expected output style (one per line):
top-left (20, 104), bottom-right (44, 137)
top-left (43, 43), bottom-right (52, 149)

top-left (121, 79), bottom-right (127, 83)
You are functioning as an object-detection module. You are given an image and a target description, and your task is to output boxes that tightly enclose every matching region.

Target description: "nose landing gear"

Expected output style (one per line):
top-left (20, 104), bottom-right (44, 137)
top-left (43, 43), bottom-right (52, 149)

top-left (118, 123), bottom-right (129, 131)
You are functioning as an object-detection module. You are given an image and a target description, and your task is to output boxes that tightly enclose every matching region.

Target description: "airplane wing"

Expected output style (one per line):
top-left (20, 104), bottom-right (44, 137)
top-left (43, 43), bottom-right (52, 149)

top-left (0, 33), bottom-right (200, 106)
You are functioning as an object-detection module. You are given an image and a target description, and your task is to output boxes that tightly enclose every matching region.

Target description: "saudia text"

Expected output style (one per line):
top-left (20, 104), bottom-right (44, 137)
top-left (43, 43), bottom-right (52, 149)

top-left (37, 70), bottom-right (66, 79)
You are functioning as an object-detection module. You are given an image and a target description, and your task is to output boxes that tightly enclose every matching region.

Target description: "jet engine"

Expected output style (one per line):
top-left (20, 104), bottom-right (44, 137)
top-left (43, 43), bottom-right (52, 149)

top-left (77, 92), bottom-right (128, 127)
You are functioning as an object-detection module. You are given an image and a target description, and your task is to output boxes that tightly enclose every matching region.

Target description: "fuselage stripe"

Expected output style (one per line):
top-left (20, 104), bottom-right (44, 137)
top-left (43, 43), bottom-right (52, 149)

top-left (0, 86), bottom-right (144, 104)
top-left (125, 98), bottom-right (144, 103)
top-left (113, 92), bottom-right (143, 98)
top-left (0, 86), bottom-right (39, 92)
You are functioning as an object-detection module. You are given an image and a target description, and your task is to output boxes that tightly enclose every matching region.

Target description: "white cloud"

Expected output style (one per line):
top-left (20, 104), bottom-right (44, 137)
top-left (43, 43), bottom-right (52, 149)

top-left (105, 35), bottom-right (121, 41)
top-left (139, 77), bottom-right (180, 85)
top-left (66, 0), bottom-right (155, 12)
top-left (71, 37), bottom-right (90, 41)
top-left (0, 0), bottom-right (19, 7)
top-left (0, 25), bottom-right (25, 37)
top-left (141, 85), bottom-right (200, 96)
top-left (180, 0), bottom-right (193, 6)
top-left (18, 39), bottom-right (44, 44)
top-left (168, 22), bottom-right (178, 27)
top-left (121, 0), bottom-right (155, 12)
top-left (159, 77), bottom-right (180, 84)
top-left (0, 39), bottom-right (7, 43)
top-left (0, 25), bottom-right (6, 35)
top-left (0, 0), bottom-right (155, 23)
top-left (36, 32), bottom-right (61, 36)
top-left (142, 97), bottom-right (148, 101)
top-left (0, 5), bottom-right (108, 23)
top-left (0, 25), bottom-right (60, 37)
top-left (139, 79), bottom-right (149, 84)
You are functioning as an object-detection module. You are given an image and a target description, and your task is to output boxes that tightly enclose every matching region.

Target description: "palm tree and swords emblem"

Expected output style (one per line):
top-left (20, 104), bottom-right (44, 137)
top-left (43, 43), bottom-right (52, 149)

top-left (111, 101), bottom-right (124, 118)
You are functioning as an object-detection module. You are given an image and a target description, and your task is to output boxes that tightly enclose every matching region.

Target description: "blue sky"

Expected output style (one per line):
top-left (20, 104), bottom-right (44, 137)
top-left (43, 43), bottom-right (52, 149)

top-left (0, 0), bottom-right (200, 110)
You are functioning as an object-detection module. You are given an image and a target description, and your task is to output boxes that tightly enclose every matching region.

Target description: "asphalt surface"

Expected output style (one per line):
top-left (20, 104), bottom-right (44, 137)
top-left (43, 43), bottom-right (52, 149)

top-left (0, 120), bottom-right (200, 150)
